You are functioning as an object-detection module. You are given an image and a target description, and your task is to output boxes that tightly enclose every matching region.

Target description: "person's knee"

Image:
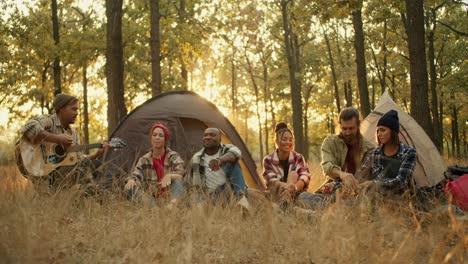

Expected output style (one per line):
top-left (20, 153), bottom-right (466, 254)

top-left (170, 179), bottom-right (185, 198)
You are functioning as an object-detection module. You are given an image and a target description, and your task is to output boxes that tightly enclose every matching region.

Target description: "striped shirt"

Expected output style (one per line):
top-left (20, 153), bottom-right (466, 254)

top-left (21, 113), bottom-right (80, 144)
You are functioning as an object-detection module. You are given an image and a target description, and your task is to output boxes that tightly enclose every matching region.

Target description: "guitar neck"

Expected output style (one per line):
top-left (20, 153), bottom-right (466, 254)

top-left (67, 143), bottom-right (102, 153)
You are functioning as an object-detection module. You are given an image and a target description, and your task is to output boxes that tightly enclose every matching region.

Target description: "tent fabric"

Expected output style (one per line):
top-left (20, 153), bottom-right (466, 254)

top-left (360, 91), bottom-right (446, 187)
top-left (104, 91), bottom-right (264, 190)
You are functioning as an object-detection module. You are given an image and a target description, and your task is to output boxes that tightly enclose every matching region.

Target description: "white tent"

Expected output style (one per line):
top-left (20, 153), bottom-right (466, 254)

top-left (360, 91), bottom-right (446, 187)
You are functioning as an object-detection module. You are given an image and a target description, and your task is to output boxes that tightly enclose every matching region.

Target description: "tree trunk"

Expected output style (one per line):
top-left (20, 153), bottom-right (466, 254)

top-left (262, 58), bottom-right (270, 155)
top-left (245, 56), bottom-right (264, 159)
top-left (351, 6), bottom-right (370, 117)
top-left (328, 114), bottom-right (335, 134)
top-left (323, 30), bottom-right (341, 114)
top-left (381, 18), bottom-right (388, 93)
top-left (51, 0), bottom-right (61, 95)
top-left (452, 106), bottom-right (460, 158)
top-left (427, 8), bottom-right (443, 152)
top-left (82, 61), bottom-right (89, 151)
top-left (439, 92), bottom-right (443, 134)
top-left (41, 61), bottom-right (50, 114)
top-left (344, 81), bottom-right (352, 107)
top-left (371, 75), bottom-right (375, 109)
top-left (150, 0), bottom-right (162, 96)
top-left (463, 123), bottom-right (467, 158)
top-left (303, 85), bottom-right (313, 159)
top-left (178, 0), bottom-right (188, 90)
top-left (450, 109), bottom-right (456, 158)
top-left (106, 0), bottom-right (127, 136)
top-left (231, 51), bottom-right (238, 124)
top-left (281, 0), bottom-right (304, 155)
top-left (405, 0), bottom-right (434, 141)
top-left (244, 110), bottom-right (249, 145)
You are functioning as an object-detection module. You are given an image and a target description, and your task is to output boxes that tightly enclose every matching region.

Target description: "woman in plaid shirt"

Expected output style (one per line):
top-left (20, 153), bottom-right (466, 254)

top-left (262, 123), bottom-right (311, 209)
top-left (124, 123), bottom-right (185, 206)
top-left (357, 110), bottom-right (417, 195)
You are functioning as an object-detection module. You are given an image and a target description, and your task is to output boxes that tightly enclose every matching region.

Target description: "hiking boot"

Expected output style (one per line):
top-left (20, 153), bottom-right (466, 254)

top-left (237, 195), bottom-right (251, 211)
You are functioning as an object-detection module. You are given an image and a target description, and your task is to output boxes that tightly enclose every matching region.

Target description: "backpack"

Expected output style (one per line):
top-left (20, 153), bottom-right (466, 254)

top-left (445, 174), bottom-right (468, 211)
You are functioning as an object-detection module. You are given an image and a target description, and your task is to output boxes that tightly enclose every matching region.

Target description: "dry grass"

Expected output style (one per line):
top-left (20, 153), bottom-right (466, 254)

top-left (0, 165), bottom-right (467, 264)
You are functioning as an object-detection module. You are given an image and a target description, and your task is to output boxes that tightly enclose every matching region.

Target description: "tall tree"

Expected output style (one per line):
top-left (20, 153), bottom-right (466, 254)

top-left (106, 0), bottom-right (127, 136)
top-left (350, 1), bottom-right (370, 117)
top-left (51, 0), bottom-right (61, 95)
top-left (404, 0), bottom-right (434, 140)
top-left (150, 0), bottom-right (162, 96)
top-left (323, 29), bottom-right (341, 114)
top-left (177, 0), bottom-right (188, 90)
top-left (426, 4), bottom-right (444, 152)
top-left (245, 55), bottom-right (264, 159)
top-left (280, 0), bottom-right (305, 155)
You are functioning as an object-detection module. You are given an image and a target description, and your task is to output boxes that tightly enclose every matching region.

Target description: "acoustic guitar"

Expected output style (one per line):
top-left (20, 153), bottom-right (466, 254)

top-left (16, 137), bottom-right (126, 177)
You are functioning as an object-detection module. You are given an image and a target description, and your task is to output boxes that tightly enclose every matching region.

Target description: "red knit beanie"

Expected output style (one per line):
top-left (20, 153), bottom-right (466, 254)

top-left (150, 123), bottom-right (170, 140)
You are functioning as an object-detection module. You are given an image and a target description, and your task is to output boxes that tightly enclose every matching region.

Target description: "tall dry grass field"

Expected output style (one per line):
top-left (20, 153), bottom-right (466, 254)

top-left (1, 164), bottom-right (467, 263)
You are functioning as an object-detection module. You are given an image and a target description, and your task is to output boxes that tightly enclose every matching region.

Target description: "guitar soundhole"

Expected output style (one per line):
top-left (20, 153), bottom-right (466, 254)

top-left (48, 145), bottom-right (66, 164)
top-left (55, 145), bottom-right (66, 156)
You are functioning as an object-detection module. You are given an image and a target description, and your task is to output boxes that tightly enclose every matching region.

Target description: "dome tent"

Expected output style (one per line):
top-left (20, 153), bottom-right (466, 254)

top-left (103, 91), bottom-right (264, 190)
top-left (360, 91), bottom-right (446, 187)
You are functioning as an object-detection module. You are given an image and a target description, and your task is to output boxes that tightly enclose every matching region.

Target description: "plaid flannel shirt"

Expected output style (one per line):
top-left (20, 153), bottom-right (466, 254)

top-left (21, 113), bottom-right (80, 143)
top-left (188, 144), bottom-right (242, 187)
top-left (356, 143), bottom-right (416, 192)
top-left (262, 150), bottom-right (310, 187)
top-left (19, 113), bottom-right (82, 161)
top-left (129, 148), bottom-right (185, 191)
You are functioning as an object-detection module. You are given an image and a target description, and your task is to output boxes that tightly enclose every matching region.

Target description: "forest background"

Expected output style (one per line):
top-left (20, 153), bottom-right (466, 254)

top-left (0, 0), bottom-right (467, 164)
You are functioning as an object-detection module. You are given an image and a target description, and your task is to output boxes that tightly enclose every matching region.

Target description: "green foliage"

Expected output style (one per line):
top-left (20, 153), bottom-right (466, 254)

top-left (2, 0), bottom-right (467, 159)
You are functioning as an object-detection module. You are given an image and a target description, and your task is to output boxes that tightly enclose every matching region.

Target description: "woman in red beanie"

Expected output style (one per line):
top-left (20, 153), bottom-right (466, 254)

top-left (124, 123), bottom-right (185, 206)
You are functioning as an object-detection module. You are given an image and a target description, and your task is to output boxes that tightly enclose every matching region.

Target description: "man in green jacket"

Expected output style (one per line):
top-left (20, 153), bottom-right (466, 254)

top-left (320, 107), bottom-right (375, 192)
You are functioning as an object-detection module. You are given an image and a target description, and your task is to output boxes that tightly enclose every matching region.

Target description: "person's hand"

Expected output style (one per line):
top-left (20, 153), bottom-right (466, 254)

top-left (56, 134), bottom-right (73, 147)
top-left (340, 172), bottom-right (358, 192)
top-left (287, 183), bottom-right (297, 194)
top-left (280, 188), bottom-right (292, 200)
top-left (209, 158), bottom-right (223, 171)
top-left (101, 140), bottom-right (111, 153)
top-left (159, 175), bottom-right (172, 188)
top-left (320, 182), bottom-right (336, 194)
top-left (359, 180), bottom-right (376, 194)
top-left (95, 141), bottom-right (111, 157)
top-left (124, 179), bottom-right (137, 191)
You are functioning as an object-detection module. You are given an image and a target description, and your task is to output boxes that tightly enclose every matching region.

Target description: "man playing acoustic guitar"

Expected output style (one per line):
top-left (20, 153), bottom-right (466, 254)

top-left (17, 93), bottom-right (111, 193)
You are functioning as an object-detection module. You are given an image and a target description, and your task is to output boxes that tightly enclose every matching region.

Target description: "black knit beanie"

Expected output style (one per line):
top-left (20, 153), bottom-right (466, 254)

top-left (53, 94), bottom-right (77, 113)
top-left (377, 110), bottom-right (399, 132)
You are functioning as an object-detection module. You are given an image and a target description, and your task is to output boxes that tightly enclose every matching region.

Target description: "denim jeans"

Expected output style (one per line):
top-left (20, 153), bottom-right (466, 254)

top-left (223, 162), bottom-right (247, 197)
top-left (296, 192), bottom-right (333, 209)
top-left (127, 178), bottom-right (185, 204)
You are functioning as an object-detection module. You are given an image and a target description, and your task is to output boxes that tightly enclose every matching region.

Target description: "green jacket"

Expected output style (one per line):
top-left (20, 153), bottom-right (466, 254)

top-left (320, 134), bottom-right (375, 178)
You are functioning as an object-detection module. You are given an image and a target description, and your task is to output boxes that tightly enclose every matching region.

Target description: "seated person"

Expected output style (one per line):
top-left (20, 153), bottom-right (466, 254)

top-left (320, 107), bottom-right (375, 193)
top-left (357, 110), bottom-right (417, 196)
top-left (262, 122), bottom-right (312, 210)
top-left (17, 93), bottom-right (109, 192)
top-left (187, 127), bottom-right (250, 209)
top-left (124, 123), bottom-right (185, 206)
